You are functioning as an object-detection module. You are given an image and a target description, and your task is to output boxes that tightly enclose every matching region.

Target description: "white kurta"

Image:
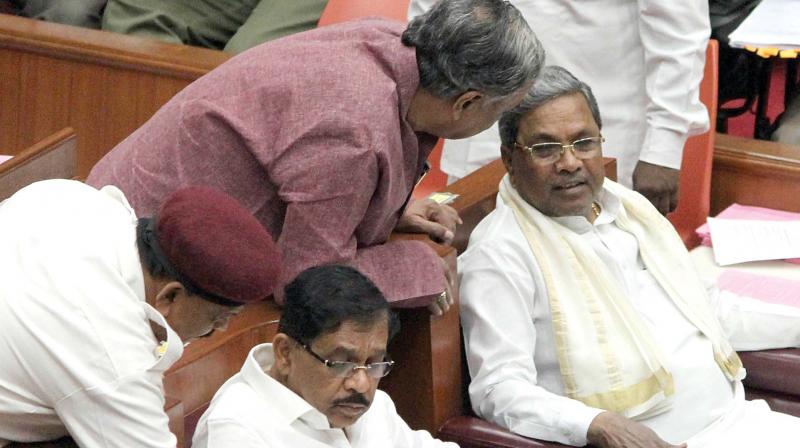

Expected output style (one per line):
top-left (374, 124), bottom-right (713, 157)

top-left (193, 343), bottom-right (458, 448)
top-left (0, 180), bottom-right (183, 447)
top-left (459, 183), bottom-right (800, 446)
top-left (409, 0), bottom-right (711, 185)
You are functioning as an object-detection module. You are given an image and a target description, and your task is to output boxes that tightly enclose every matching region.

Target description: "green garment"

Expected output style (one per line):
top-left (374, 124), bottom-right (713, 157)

top-left (101, 0), bottom-right (328, 53)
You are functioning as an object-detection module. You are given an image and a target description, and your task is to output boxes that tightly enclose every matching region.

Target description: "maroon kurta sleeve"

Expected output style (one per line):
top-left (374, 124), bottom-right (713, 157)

top-left (177, 101), bottom-right (444, 306)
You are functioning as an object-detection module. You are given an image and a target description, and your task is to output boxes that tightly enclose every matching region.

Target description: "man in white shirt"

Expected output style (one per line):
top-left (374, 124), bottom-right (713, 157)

top-left (459, 66), bottom-right (800, 447)
top-left (0, 180), bottom-right (282, 447)
top-left (193, 264), bottom-right (458, 448)
top-left (409, 0), bottom-right (710, 215)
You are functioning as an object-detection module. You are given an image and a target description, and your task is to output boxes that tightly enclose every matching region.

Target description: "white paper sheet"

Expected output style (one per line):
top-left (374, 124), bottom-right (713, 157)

top-left (728, 0), bottom-right (800, 50)
top-left (0, 155), bottom-right (11, 165)
top-left (707, 217), bottom-right (800, 265)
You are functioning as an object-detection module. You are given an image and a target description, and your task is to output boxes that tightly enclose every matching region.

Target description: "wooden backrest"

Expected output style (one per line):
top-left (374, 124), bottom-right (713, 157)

top-left (317, 0), bottom-right (410, 26)
top-left (0, 14), bottom-right (229, 178)
top-left (0, 127), bottom-right (76, 201)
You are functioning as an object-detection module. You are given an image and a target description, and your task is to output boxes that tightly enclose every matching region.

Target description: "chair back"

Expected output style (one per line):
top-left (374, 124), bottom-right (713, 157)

top-left (0, 127), bottom-right (77, 201)
top-left (317, 0), bottom-right (410, 26)
top-left (667, 40), bottom-right (720, 248)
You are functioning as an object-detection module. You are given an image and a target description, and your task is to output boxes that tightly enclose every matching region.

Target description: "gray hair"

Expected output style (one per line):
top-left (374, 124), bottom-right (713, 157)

top-left (402, 0), bottom-right (545, 99)
top-left (499, 66), bottom-right (603, 148)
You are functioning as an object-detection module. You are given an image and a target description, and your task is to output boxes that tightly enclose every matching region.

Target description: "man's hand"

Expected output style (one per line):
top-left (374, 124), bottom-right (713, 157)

top-left (632, 161), bottom-right (680, 215)
top-left (427, 258), bottom-right (456, 316)
top-left (395, 198), bottom-right (463, 245)
top-left (587, 412), bottom-right (686, 448)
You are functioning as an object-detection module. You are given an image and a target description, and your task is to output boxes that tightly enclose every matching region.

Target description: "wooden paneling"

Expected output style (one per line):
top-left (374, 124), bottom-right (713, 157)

top-left (711, 133), bottom-right (800, 214)
top-left (0, 14), bottom-right (229, 177)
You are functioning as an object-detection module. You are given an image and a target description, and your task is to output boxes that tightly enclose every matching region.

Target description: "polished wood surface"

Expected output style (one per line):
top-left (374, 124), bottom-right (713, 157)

top-left (0, 14), bottom-right (229, 177)
top-left (0, 127), bottom-right (76, 200)
top-left (711, 133), bottom-right (800, 214)
top-left (380, 242), bottom-right (463, 432)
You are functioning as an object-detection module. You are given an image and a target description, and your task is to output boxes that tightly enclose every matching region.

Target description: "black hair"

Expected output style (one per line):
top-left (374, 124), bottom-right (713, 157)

top-left (278, 265), bottom-right (400, 344)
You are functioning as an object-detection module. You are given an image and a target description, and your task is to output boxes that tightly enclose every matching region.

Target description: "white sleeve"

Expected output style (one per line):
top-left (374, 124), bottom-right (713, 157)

top-left (459, 244), bottom-right (602, 447)
top-left (198, 419), bottom-right (265, 448)
top-left (380, 394), bottom-right (458, 448)
top-left (637, 0), bottom-right (711, 169)
top-left (55, 373), bottom-right (176, 448)
top-left (407, 0), bottom-right (438, 19)
top-left (710, 287), bottom-right (800, 351)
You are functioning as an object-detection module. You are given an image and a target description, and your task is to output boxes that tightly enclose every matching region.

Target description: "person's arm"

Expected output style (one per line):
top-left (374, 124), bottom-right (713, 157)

top-left (269, 136), bottom-right (444, 306)
top-left (634, 0), bottom-right (711, 213)
top-left (176, 101), bottom-right (446, 307)
top-left (54, 374), bottom-right (176, 448)
top-left (378, 392), bottom-right (459, 447)
top-left (195, 419), bottom-right (265, 448)
top-left (459, 243), bottom-right (603, 446)
top-left (710, 286), bottom-right (800, 351)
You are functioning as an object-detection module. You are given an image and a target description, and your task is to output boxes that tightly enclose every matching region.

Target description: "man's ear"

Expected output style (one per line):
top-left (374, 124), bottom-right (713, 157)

top-left (500, 145), bottom-right (515, 177)
top-left (153, 281), bottom-right (185, 318)
top-left (271, 333), bottom-right (294, 376)
top-left (451, 90), bottom-right (483, 120)
top-left (501, 144), bottom-right (521, 189)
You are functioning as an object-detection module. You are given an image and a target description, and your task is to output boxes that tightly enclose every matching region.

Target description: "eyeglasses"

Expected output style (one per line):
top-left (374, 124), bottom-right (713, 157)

top-left (514, 135), bottom-right (604, 164)
top-left (294, 338), bottom-right (394, 379)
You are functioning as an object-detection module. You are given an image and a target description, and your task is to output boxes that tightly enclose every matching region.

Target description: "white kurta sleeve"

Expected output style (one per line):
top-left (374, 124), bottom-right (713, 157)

top-left (709, 287), bottom-right (800, 351)
top-left (198, 419), bottom-right (265, 448)
top-left (379, 393), bottom-right (459, 448)
top-left (637, 0), bottom-right (711, 170)
top-left (459, 243), bottom-right (602, 446)
top-left (407, 0), bottom-right (437, 19)
top-left (54, 373), bottom-right (176, 448)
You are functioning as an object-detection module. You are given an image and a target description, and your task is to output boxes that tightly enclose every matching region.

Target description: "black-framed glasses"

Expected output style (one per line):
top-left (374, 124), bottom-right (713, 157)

top-left (514, 135), bottom-right (604, 164)
top-left (293, 338), bottom-right (394, 379)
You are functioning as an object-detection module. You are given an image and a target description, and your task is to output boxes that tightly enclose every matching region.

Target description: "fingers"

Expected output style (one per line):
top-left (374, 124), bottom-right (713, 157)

top-left (427, 292), bottom-right (451, 316)
top-left (632, 161), bottom-right (680, 216)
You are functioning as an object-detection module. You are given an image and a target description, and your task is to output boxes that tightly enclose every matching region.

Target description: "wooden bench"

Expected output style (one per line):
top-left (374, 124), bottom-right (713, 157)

top-left (0, 14), bottom-right (229, 178)
top-left (0, 127), bottom-right (76, 201)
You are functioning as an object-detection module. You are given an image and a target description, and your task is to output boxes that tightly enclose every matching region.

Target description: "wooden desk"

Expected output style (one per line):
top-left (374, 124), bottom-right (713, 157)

top-left (711, 133), bottom-right (800, 214)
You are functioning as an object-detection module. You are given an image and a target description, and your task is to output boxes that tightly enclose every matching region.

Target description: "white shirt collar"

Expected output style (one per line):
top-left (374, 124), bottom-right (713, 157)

top-left (241, 344), bottom-right (334, 430)
top-left (547, 180), bottom-right (622, 233)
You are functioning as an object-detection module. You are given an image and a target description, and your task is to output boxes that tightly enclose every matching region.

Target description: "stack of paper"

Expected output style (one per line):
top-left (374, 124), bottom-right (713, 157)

top-left (696, 203), bottom-right (800, 264)
top-left (0, 155), bottom-right (11, 165)
top-left (706, 217), bottom-right (800, 265)
top-left (728, 0), bottom-right (800, 50)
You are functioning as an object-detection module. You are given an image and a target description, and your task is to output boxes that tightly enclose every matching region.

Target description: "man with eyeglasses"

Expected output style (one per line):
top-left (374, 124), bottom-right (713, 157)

top-left (457, 66), bottom-right (800, 447)
top-left (192, 264), bottom-right (458, 447)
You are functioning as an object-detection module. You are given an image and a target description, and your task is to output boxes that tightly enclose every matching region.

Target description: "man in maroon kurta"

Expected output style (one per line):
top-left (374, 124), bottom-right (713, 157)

top-left (87, 1), bottom-right (544, 309)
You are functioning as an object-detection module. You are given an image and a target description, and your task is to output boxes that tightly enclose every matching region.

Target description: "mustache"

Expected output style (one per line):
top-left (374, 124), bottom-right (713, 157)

top-left (333, 393), bottom-right (371, 407)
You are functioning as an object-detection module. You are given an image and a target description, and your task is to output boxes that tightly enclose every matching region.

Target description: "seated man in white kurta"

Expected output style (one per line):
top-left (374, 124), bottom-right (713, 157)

top-left (193, 264), bottom-right (457, 448)
top-left (458, 66), bottom-right (800, 448)
top-left (0, 180), bottom-right (281, 447)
